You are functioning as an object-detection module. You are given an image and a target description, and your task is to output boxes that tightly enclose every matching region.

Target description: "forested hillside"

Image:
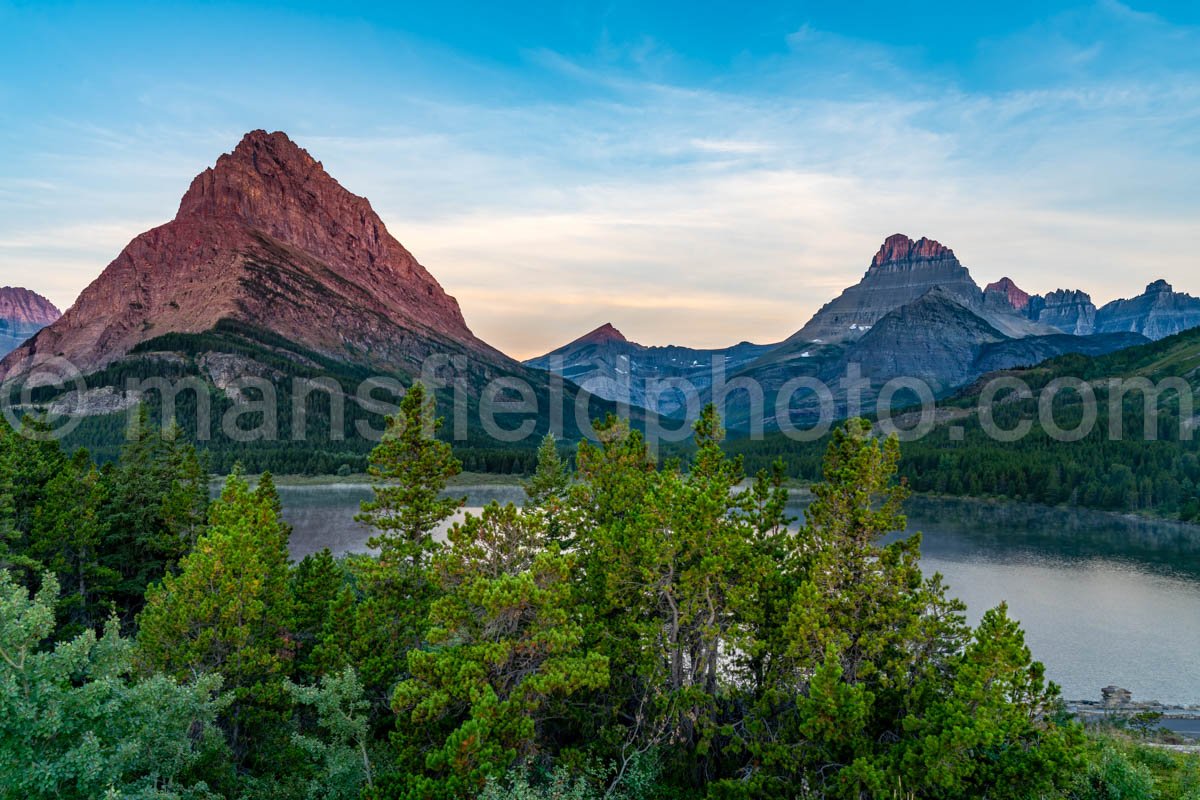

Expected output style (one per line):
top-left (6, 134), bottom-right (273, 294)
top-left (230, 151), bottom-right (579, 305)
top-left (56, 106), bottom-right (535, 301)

top-left (730, 326), bottom-right (1200, 521)
top-left (37, 318), bottom-right (606, 476)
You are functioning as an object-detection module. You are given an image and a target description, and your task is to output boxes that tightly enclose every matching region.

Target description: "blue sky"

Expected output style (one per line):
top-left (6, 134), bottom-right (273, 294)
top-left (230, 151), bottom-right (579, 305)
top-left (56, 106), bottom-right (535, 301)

top-left (2, 1), bottom-right (1198, 358)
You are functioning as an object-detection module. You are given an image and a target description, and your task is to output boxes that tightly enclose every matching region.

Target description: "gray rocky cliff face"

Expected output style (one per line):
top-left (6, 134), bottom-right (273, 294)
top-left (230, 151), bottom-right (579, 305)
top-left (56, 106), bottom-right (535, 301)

top-left (840, 287), bottom-right (1007, 394)
top-left (1034, 289), bottom-right (1098, 335)
top-left (1096, 280), bottom-right (1200, 341)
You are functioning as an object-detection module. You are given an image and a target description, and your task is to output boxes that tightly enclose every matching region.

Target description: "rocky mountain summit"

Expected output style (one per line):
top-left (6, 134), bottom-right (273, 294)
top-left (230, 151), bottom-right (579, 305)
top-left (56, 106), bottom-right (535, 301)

top-left (788, 234), bottom-right (1059, 345)
top-left (0, 287), bottom-right (61, 358)
top-left (1033, 289), bottom-right (1098, 336)
top-left (1095, 280), bottom-right (1200, 340)
top-left (0, 286), bottom-right (61, 326)
top-left (2, 130), bottom-right (500, 383)
top-left (567, 322), bottom-right (630, 347)
top-left (974, 278), bottom-right (1099, 334)
top-left (791, 234), bottom-right (984, 343)
top-left (984, 278), bottom-right (1032, 314)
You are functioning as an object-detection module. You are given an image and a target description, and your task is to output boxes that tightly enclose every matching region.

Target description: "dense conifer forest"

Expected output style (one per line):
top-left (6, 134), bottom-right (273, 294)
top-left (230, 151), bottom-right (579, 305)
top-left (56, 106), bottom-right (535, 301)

top-left (3, 386), bottom-right (1198, 798)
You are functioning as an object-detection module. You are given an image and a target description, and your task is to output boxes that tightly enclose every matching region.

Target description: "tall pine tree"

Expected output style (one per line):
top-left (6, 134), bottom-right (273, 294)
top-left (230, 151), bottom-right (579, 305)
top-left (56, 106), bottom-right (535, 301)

top-left (137, 468), bottom-right (295, 763)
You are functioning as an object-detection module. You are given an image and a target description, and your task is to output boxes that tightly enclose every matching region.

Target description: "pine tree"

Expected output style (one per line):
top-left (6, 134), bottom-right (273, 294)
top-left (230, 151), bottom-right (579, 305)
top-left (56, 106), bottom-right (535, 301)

top-left (137, 468), bottom-right (295, 761)
top-left (524, 433), bottom-right (571, 544)
top-left (159, 429), bottom-right (210, 551)
top-left (349, 382), bottom-right (464, 695)
top-left (0, 415), bottom-right (66, 576)
top-left (255, 470), bottom-right (286, 518)
top-left (736, 457), bottom-right (797, 696)
top-left (100, 409), bottom-right (208, 623)
top-left (390, 502), bottom-right (608, 797)
top-left (28, 449), bottom-right (118, 638)
top-left (356, 382), bottom-right (463, 569)
top-left (292, 547), bottom-right (344, 679)
top-left (875, 604), bottom-right (1082, 799)
top-left (568, 407), bottom-right (771, 783)
top-left (729, 419), bottom-right (972, 794)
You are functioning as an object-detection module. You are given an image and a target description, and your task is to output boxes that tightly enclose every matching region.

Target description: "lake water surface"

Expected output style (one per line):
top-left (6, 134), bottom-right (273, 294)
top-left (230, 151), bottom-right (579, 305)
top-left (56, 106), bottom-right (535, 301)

top-left (276, 483), bottom-right (1200, 707)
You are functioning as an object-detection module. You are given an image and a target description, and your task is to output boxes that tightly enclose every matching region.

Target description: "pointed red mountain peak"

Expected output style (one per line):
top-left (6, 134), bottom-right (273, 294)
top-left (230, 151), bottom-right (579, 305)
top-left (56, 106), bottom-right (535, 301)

top-left (575, 322), bottom-right (629, 346)
top-left (166, 129), bottom-right (471, 337)
top-left (177, 129), bottom-right (328, 224)
top-left (1, 130), bottom-right (489, 380)
top-left (985, 277), bottom-right (1032, 312)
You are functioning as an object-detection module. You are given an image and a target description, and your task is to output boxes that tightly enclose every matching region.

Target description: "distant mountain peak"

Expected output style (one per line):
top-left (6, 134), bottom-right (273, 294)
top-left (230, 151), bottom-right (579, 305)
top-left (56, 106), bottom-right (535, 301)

top-left (574, 322), bottom-right (629, 346)
top-left (1094, 279), bottom-right (1200, 340)
top-left (790, 233), bottom-right (978, 344)
top-left (0, 287), bottom-right (61, 326)
top-left (984, 277), bottom-right (1032, 313)
top-left (870, 233), bottom-right (955, 268)
top-left (0, 287), bottom-right (61, 359)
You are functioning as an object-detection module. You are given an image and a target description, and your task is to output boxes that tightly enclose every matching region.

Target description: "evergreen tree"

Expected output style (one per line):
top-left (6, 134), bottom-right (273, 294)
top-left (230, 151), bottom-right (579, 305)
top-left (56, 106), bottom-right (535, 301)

top-left (137, 468), bottom-right (295, 763)
top-left (291, 547), bottom-right (344, 679)
top-left (160, 434), bottom-right (211, 552)
top-left (726, 419), bottom-right (973, 795)
top-left (101, 409), bottom-right (209, 623)
top-left (0, 570), bottom-right (230, 799)
top-left (286, 666), bottom-right (378, 800)
top-left (28, 449), bottom-right (118, 638)
top-left (308, 581), bottom-right (361, 678)
top-left (356, 382), bottom-right (463, 568)
top-left (389, 502), bottom-right (608, 798)
top-left (0, 415), bottom-right (66, 576)
top-left (348, 382), bottom-right (464, 696)
top-left (255, 470), bottom-right (286, 519)
top-left (524, 433), bottom-right (571, 545)
top-left (871, 604), bottom-right (1082, 798)
top-left (735, 457), bottom-right (797, 697)
top-left (569, 408), bottom-right (770, 784)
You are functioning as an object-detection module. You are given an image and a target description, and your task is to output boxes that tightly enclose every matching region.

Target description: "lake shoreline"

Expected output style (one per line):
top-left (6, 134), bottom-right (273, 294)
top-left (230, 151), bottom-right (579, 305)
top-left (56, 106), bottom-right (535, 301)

top-left (233, 472), bottom-right (1200, 531)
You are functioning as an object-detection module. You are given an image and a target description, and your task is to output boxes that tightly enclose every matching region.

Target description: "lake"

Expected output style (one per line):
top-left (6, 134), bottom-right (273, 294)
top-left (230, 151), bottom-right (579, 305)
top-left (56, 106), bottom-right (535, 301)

top-left (275, 482), bottom-right (1200, 707)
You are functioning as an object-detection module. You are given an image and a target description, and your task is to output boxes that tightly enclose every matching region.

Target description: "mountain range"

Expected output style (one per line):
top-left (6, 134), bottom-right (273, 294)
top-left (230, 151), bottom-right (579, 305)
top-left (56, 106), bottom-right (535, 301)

top-left (5, 130), bottom-right (1197, 455)
top-left (524, 323), bottom-right (775, 417)
top-left (985, 278), bottom-right (1200, 340)
top-left (527, 233), bottom-right (1173, 429)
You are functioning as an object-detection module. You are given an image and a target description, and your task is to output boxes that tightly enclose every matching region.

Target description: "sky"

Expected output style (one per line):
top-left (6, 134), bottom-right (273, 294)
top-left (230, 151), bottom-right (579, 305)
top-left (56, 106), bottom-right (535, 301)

top-left (1, 1), bottom-right (1198, 360)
